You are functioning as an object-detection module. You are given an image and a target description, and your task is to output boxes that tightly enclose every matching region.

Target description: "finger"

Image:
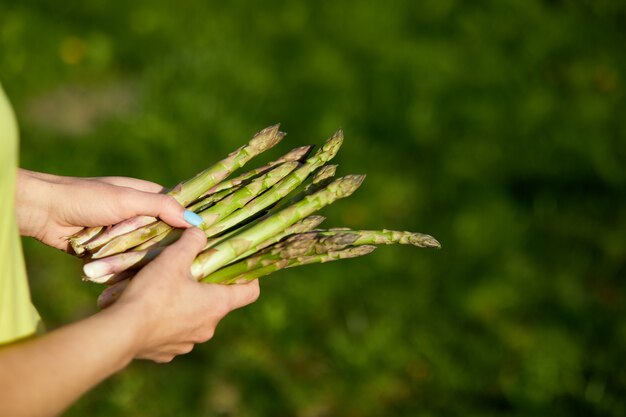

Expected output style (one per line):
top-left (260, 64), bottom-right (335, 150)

top-left (151, 354), bottom-right (175, 364)
top-left (162, 343), bottom-right (195, 355)
top-left (93, 177), bottom-right (166, 193)
top-left (97, 279), bottom-right (131, 309)
top-left (205, 279), bottom-right (261, 312)
top-left (118, 189), bottom-right (196, 229)
top-left (153, 227), bottom-right (207, 272)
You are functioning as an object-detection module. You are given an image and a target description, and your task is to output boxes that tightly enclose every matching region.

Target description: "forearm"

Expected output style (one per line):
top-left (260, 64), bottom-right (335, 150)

top-left (0, 306), bottom-right (142, 417)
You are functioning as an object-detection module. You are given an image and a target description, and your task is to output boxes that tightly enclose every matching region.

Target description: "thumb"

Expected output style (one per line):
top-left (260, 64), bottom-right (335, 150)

top-left (120, 189), bottom-right (201, 229)
top-left (152, 227), bottom-right (208, 274)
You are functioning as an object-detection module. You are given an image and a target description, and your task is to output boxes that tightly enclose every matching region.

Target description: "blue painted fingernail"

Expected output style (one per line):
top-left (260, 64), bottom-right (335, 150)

top-left (183, 210), bottom-right (204, 227)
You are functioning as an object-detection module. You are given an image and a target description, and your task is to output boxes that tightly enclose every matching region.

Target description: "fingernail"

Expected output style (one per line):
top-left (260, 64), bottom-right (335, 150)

top-left (183, 210), bottom-right (204, 227)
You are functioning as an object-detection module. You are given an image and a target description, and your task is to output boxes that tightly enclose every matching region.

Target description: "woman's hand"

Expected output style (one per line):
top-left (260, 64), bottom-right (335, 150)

top-left (110, 227), bottom-right (260, 362)
top-left (14, 169), bottom-right (261, 363)
top-left (15, 169), bottom-right (193, 251)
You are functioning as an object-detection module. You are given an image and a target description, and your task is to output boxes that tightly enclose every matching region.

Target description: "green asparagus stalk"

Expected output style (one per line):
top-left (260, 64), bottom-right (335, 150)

top-left (199, 130), bottom-right (344, 239)
top-left (190, 174), bottom-right (365, 280)
top-left (187, 184), bottom-right (244, 213)
top-left (217, 229), bottom-right (441, 282)
top-left (200, 145), bottom-right (313, 197)
top-left (212, 164), bottom-right (338, 256)
top-left (196, 161), bottom-right (299, 227)
top-left (74, 124), bottom-right (285, 254)
top-left (231, 215), bottom-right (326, 262)
top-left (170, 124), bottom-right (284, 206)
top-left (202, 231), bottom-right (359, 283)
top-left (205, 245), bottom-right (377, 284)
top-left (91, 161), bottom-right (300, 259)
top-left (307, 164), bottom-right (338, 190)
top-left (319, 229), bottom-right (441, 248)
top-left (266, 164), bottom-right (338, 215)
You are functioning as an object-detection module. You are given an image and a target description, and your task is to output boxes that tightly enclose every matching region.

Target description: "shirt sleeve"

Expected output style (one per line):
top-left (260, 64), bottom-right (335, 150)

top-left (0, 83), bottom-right (41, 344)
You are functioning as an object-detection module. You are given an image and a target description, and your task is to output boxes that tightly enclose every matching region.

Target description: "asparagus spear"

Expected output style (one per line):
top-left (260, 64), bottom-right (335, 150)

top-left (306, 164), bottom-right (338, 190)
top-left (74, 125), bottom-right (285, 254)
top-left (68, 226), bottom-right (104, 255)
top-left (187, 184), bottom-right (244, 213)
top-left (222, 227), bottom-right (440, 279)
top-left (130, 229), bottom-right (175, 252)
top-left (265, 164), bottom-right (338, 215)
top-left (202, 231), bottom-right (359, 283)
top-left (190, 174), bottom-right (365, 280)
top-left (97, 279), bottom-right (130, 309)
top-left (212, 165), bottom-right (338, 258)
top-left (196, 161), bottom-right (299, 227)
top-left (170, 124), bottom-right (284, 206)
top-left (183, 145), bottom-right (312, 217)
top-left (232, 215), bottom-right (326, 261)
top-left (206, 245), bottom-right (377, 284)
top-left (200, 145), bottom-right (314, 197)
top-left (91, 161), bottom-right (300, 259)
top-left (319, 229), bottom-right (441, 248)
top-left (200, 130), bottom-right (344, 239)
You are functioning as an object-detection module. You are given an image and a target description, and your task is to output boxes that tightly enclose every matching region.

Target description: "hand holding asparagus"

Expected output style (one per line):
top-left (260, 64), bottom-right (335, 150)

top-left (69, 125), bottom-right (440, 308)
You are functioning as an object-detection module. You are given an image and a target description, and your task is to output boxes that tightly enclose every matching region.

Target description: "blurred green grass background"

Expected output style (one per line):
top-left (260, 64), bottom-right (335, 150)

top-left (2, 0), bottom-right (626, 415)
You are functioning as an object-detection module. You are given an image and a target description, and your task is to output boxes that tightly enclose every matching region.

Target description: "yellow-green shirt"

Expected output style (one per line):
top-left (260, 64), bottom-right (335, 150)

top-left (0, 83), bottom-right (40, 344)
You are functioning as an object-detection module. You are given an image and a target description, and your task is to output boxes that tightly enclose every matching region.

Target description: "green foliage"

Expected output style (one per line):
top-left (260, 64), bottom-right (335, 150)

top-left (2, 0), bottom-right (625, 415)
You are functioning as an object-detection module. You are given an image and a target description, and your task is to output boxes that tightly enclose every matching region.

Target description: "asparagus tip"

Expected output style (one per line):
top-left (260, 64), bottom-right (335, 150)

top-left (279, 145), bottom-right (315, 163)
top-left (329, 174), bottom-right (366, 198)
top-left (318, 130), bottom-right (344, 161)
top-left (313, 164), bottom-right (338, 183)
top-left (297, 215), bottom-right (326, 230)
top-left (249, 124), bottom-right (284, 152)
top-left (414, 234), bottom-right (441, 249)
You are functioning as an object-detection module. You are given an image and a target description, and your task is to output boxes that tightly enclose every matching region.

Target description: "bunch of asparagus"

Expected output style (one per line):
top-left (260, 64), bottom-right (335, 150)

top-left (69, 125), bottom-right (440, 308)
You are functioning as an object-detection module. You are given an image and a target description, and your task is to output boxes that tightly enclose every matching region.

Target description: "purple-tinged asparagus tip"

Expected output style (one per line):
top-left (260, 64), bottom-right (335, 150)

top-left (278, 145), bottom-right (315, 163)
top-left (313, 164), bottom-right (338, 183)
top-left (413, 234), bottom-right (441, 249)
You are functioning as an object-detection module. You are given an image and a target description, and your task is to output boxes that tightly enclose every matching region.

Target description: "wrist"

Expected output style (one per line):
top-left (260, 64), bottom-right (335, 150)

top-left (15, 169), bottom-right (55, 238)
top-left (103, 297), bottom-right (155, 361)
top-left (92, 302), bottom-right (148, 366)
